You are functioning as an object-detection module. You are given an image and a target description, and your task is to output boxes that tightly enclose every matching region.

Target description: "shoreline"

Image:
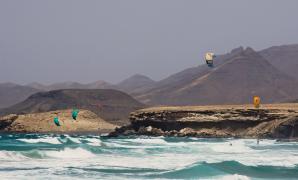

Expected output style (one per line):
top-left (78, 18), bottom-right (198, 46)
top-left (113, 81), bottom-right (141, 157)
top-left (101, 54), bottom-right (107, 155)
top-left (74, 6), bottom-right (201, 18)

top-left (1, 132), bottom-right (297, 142)
top-left (1, 103), bottom-right (298, 140)
top-left (109, 103), bottom-right (298, 139)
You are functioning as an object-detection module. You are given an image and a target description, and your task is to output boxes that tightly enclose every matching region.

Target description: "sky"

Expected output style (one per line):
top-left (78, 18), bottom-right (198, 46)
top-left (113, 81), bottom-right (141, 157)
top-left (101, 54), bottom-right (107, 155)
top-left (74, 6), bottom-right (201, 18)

top-left (0, 0), bottom-right (298, 85)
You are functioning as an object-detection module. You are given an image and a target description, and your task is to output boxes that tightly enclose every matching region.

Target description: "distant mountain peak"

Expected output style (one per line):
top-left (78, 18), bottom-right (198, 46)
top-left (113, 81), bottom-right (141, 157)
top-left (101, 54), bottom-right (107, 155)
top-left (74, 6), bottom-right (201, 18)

top-left (244, 47), bottom-right (255, 53)
top-left (119, 74), bottom-right (155, 84)
top-left (242, 47), bottom-right (262, 58)
top-left (230, 46), bottom-right (244, 54)
top-left (129, 74), bottom-right (154, 80)
top-left (0, 82), bottom-right (19, 88)
top-left (117, 74), bottom-right (156, 94)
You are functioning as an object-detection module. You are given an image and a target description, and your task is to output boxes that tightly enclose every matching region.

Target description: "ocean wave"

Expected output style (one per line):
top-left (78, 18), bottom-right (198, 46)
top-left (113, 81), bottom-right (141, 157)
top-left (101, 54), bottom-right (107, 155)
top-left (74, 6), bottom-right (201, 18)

top-left (1, 135), bottom-right (298, 179)
top-left (85, 138), bottom-right (102, 146)
top-left (210, 142), bottom-right (254, 153)
top-left (0, 151), bottom-right (29, 161)
top-left (147, 161), bottom-right (298, 179)
top-left (17, 137), bottom-right (62, 144)
top-left (44, 147), bottom-right (96, 159)
top-left (59, 135), bottom-right (82, 144)
top-left (125, 137), bottom-right (167, 145)
top-left (66, 136), bottom-right (81, 144)
top-left (211, 174), bottom-right (251, 180)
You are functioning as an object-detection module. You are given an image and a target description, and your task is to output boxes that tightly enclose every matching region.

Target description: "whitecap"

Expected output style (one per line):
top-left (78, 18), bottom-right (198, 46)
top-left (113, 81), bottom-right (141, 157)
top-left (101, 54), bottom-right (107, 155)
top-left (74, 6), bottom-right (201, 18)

top-left (17, 137), bottom-right (62, 144)
top-left (211, 174), bottom-right (251, 180)
top-left (44, 148), bottom-right (96, 159)
top-left (210, 141), bottom-right (254, 153)
top-left (85, 138), bottom-right (102, 146)
top-left (64, 135), bottom-right (81, 143)
top-left (0, 151), bottom-right (29, 161)
top-left (125, 138), bottom-right (167, 145)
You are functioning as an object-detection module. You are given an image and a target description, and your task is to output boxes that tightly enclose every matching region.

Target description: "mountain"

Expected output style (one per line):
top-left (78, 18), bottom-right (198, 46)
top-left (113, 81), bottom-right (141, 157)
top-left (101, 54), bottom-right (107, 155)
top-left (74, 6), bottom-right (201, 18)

top-left (27, 82), bottom-right (48, 91)
top-left (259, 44), bottom-right (298, 79)
top-left (117, 74), bottom-right (156, 94)
top-left (86, 80), bottom-right (113, 89)
top-left (0, 83), bottom-right (40, 109)
top-left (135, 47), bottom-right (246, 101)
top-left (0, 89), bottom-right (145, 125)
top-left (289, 98), bottom-right (298, 103)
top-left (27, 80), bottom-right (114, 91)
top-left (136, 47), bottom-right (298, 105)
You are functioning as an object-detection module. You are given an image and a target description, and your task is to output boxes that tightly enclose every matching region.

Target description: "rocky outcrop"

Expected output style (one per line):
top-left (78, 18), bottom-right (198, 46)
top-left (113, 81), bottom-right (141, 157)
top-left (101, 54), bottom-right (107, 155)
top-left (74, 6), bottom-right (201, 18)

top-left (0, 109), bottom-right (117, 133)
top-left (109, 104), bottom-right (298, 139)
top-left (0, 114), bottom-right (18, 130)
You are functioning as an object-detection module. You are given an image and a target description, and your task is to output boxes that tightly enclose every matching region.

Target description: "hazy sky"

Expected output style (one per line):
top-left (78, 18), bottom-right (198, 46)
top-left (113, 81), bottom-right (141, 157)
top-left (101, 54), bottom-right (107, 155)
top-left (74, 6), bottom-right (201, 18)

top-left (0, 0), bottom-right (298, 85)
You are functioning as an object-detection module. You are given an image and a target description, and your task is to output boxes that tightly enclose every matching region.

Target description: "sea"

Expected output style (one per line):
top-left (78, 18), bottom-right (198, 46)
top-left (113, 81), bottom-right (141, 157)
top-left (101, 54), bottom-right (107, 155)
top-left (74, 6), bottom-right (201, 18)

top-left (0, 134), bottom-right (297, 180)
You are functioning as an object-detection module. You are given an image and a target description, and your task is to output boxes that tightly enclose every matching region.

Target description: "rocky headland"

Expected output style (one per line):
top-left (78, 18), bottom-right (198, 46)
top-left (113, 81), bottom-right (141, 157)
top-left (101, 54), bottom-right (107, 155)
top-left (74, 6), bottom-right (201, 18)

top-left (0, 109), bottom-right (117, 133)
top-left (109, 104), bottom-right (298, 139)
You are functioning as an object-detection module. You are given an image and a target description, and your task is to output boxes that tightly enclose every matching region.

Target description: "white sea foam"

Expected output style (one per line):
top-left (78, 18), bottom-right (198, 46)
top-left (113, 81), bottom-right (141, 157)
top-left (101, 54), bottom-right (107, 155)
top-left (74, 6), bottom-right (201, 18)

top-left (1, 136), bottom-right (298, 179)
top-left (64, 135), bottom-right (82, 143)
top-left (17, 137), bottom-right (62, 144)
top-left (210, 142), bottom-right (254, 153)
top-left (83, 153), bottom-right (199, 170)
top-left (125, 138), bottom-right (167, 144)
top-left (213, 174), bottom-right (251, 180)
top-left (44, 148), bottom-right (96, 159)
top-left (0, 151), bottom-right (28, 161)
top-left (86, 138), bottom-right (102, 146)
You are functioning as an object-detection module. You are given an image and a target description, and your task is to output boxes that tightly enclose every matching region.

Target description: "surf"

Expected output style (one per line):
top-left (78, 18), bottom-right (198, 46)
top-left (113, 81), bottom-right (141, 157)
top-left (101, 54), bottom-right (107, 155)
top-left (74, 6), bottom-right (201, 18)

top-left (0, 134), bottom-right (297, 179)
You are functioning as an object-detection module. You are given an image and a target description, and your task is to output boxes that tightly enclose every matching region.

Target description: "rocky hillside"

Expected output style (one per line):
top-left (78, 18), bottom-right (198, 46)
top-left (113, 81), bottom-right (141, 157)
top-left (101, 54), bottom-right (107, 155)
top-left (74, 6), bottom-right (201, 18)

top-left (0, 89), bottom-right (145, 125)
top-left (0, 109), bottom-right (116, 133)
top-left (0, 83), bottom-right (39, 109)
top-left (260, 44), bottom-right (298, 79)
top-left (134, 47), bottom-right (245, 103)
top-left (117, 74), bottom-right (156, 94)
top-left (110, 104), bottom-right (298, 139)
top-left (3, 44), bottom-right (298, 107)
top-left (135, 47), bottom-right (298, 105)
top-left (27, 80), bottom-right (114, 91)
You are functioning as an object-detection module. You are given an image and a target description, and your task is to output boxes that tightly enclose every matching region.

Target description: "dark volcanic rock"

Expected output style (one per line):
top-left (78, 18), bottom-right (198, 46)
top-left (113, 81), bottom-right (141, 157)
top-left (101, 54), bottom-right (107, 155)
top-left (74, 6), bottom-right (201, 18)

top-left (0, 114), bottom-right (18, 130)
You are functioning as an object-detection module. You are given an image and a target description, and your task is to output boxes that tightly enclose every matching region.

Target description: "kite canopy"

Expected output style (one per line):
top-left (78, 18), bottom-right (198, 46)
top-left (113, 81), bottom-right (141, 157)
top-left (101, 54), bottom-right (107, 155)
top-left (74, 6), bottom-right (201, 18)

top-left (205, 52), bottom-right (215, 67)
top-left (253, 96), bottom-right (261, 108)
top-left (72, 109), bottom-right (79, 120)
top-left (54, 117), bottom-right (60, 126)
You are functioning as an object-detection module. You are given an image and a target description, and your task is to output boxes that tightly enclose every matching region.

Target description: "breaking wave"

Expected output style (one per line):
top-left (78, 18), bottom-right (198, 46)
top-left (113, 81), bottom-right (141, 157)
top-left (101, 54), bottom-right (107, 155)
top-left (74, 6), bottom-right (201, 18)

top-left (0, 134), bottom-right (297, 179)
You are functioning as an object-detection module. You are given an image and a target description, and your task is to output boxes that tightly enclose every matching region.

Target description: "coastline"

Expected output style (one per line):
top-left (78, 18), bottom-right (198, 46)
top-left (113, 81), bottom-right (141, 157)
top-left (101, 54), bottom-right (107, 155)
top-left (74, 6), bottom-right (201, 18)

top-left (109, 103), bottom-right (298, 139)
top-left (1, 103), bottom-right (298, 140)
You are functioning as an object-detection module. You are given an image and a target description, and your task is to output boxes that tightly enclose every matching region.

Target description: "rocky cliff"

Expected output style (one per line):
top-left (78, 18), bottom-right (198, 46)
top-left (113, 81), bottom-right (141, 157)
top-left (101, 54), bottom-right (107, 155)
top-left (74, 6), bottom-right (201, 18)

top-left (109, 104), bottom-right (298, 139)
